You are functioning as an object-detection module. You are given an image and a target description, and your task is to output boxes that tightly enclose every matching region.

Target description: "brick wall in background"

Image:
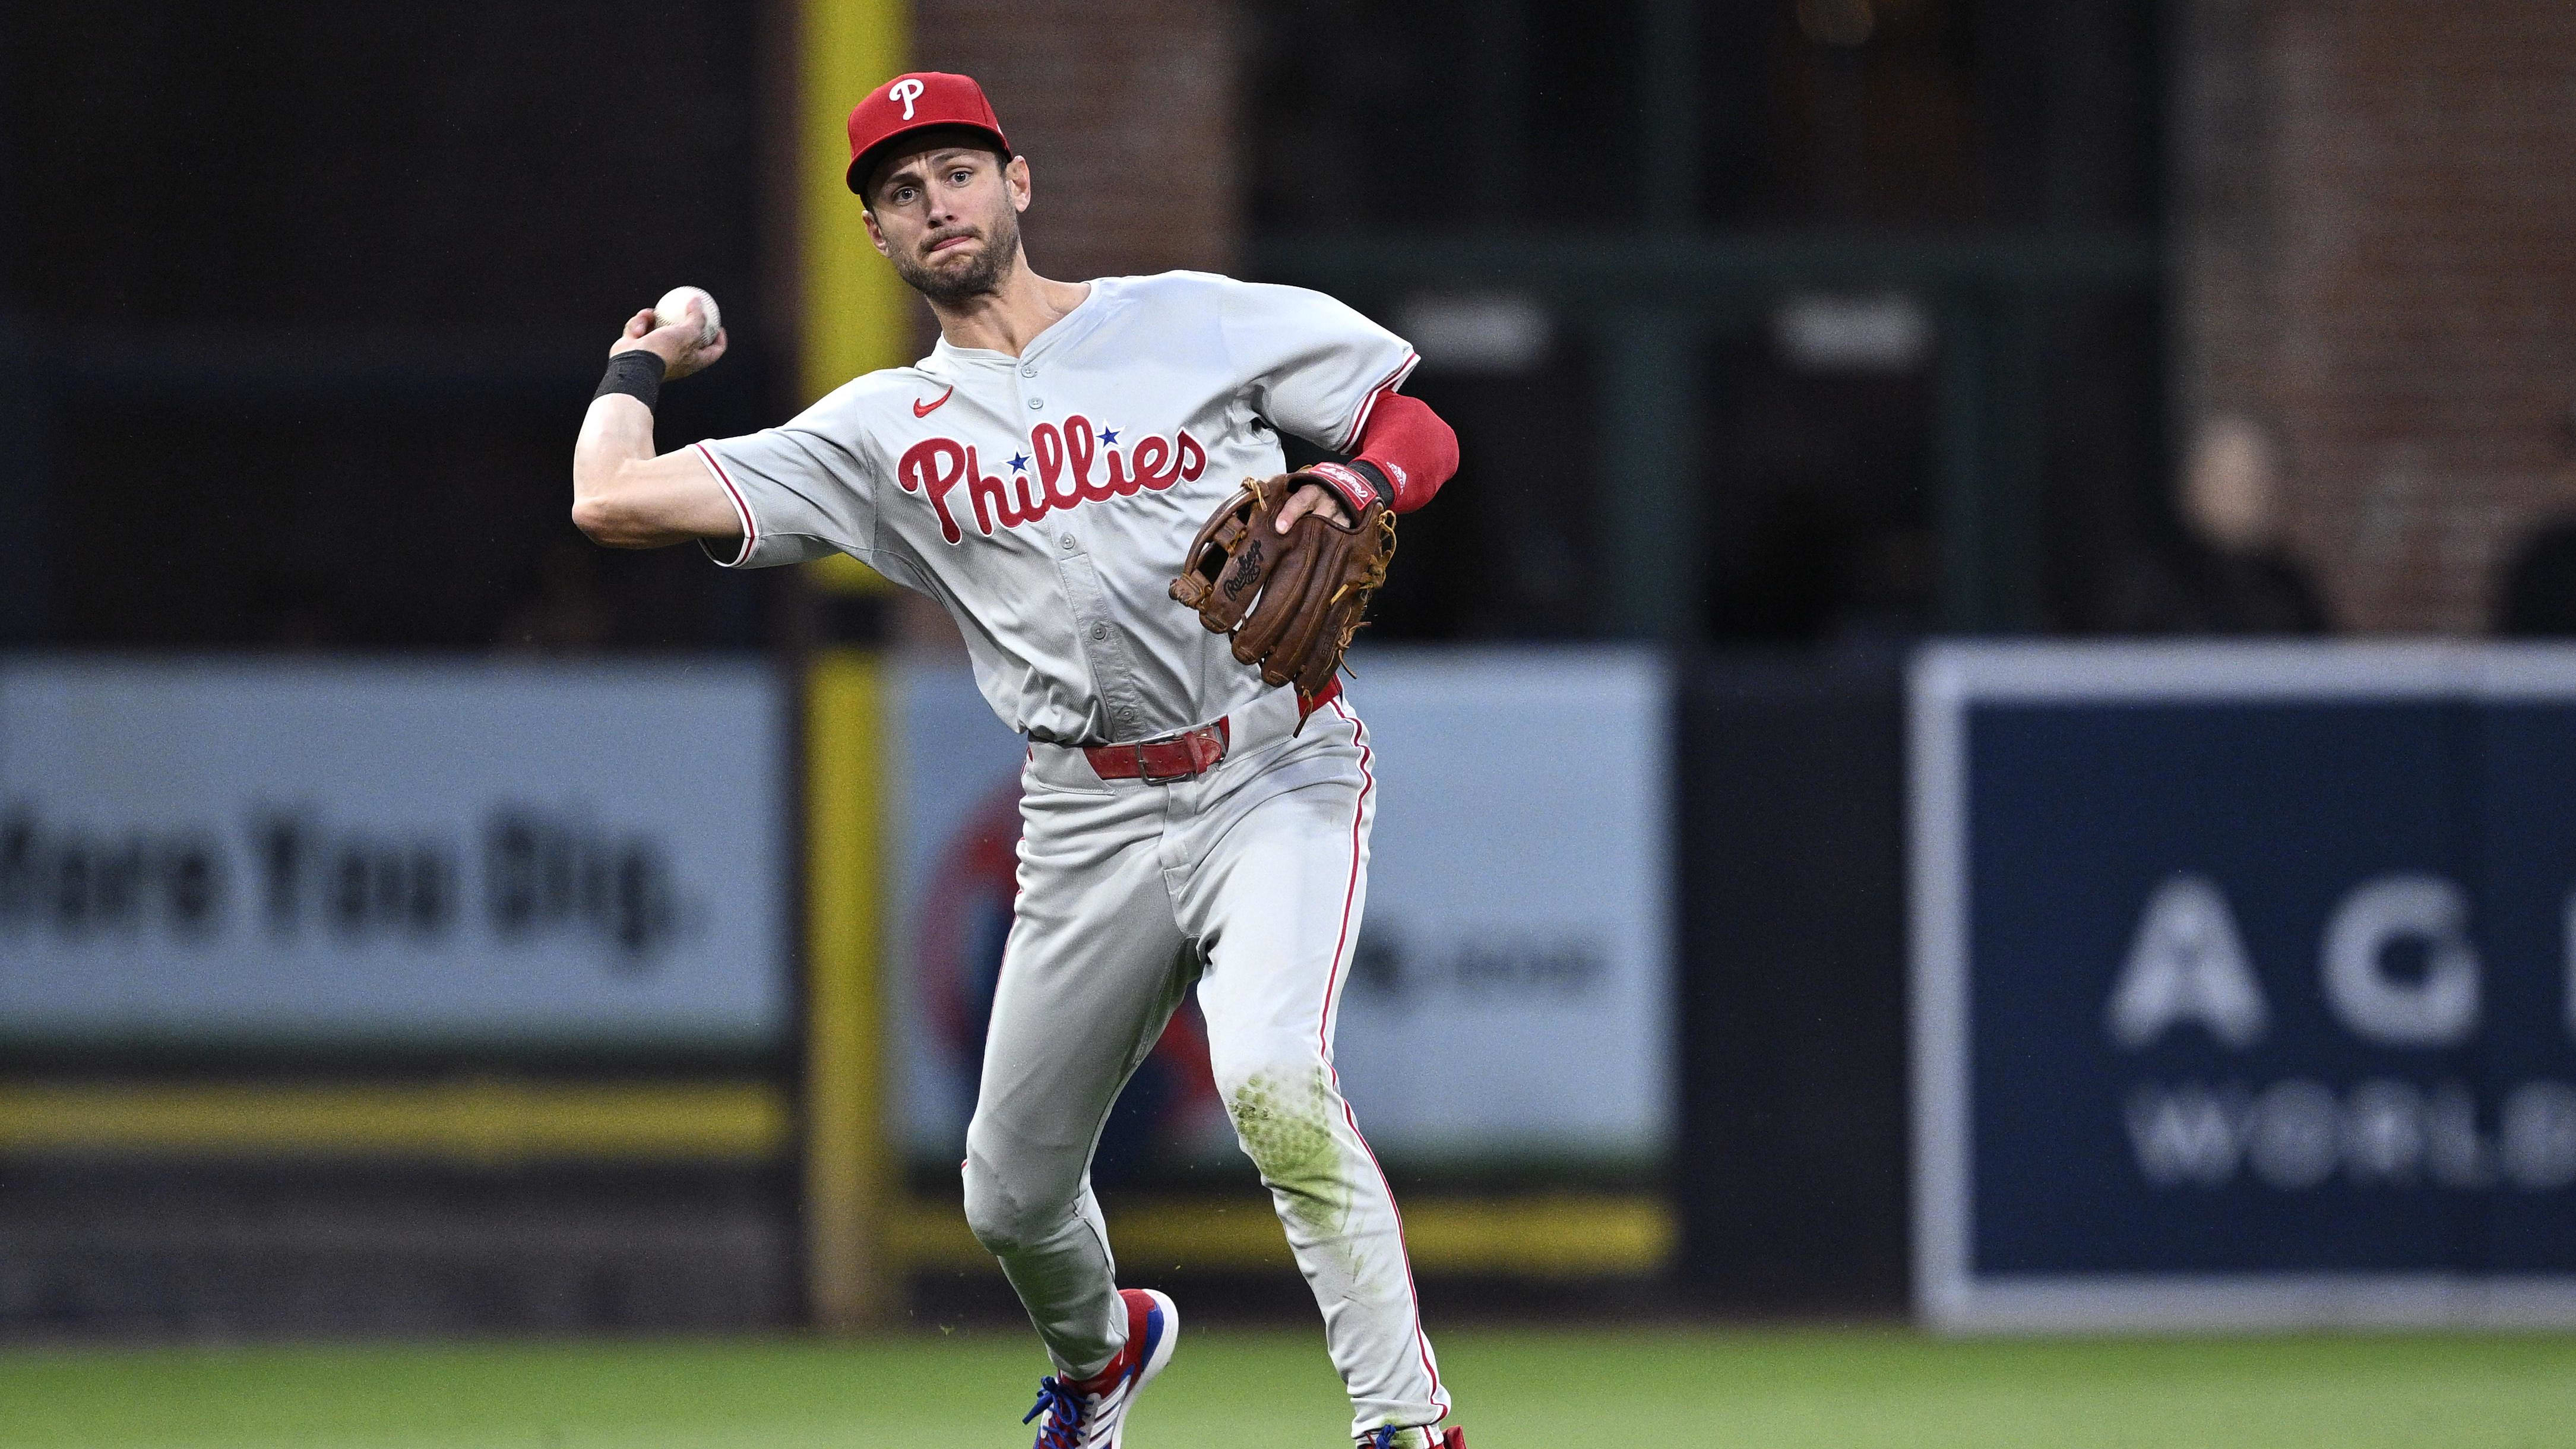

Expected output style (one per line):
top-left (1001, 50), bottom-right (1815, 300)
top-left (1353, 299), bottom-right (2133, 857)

top-left (912, 0), bottom-right (1239, 285)
top-left (2177, 0), bottom-right (2576, 632)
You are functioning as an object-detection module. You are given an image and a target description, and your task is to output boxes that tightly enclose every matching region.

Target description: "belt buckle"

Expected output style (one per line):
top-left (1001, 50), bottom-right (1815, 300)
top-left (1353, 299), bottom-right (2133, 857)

top-left (1134, 725), bottom-right (1216, 784)
top-left (1134, 734), bottom-right (1193, 785)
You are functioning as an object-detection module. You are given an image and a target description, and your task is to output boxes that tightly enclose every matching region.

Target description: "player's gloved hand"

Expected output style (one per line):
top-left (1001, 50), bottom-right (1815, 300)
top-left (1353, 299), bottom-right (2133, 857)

top-left (1169, 472), bottom-right (1397, 701)
top-left (609, 305), bottom-right (728, 381)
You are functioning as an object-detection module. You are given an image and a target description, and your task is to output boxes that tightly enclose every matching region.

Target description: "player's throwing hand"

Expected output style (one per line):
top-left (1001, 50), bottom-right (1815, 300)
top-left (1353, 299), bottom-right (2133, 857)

top-left (610, 300), bottom-right (727, 381)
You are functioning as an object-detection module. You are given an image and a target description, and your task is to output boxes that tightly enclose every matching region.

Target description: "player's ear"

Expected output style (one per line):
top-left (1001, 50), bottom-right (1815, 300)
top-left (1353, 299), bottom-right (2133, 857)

top-left (862, 207), bottom-right (891, 258)
top-left (1006, 154), bottom-right (1031, 213)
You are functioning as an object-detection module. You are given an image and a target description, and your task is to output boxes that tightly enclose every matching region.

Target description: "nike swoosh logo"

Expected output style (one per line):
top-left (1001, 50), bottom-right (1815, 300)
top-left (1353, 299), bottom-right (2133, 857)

top-left (913, 385), bottom-right (954, 418)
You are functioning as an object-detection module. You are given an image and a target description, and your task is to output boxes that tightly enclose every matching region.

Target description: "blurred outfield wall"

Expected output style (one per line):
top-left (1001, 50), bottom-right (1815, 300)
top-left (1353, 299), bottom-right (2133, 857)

top-left (0, 649), bottom-right (1675, 1335)
top-left (14, 644), bottom-right (2576, 1336)
top-left (1912, 643), bottom-right (2576, 1331)
top-left (0, 659), bottom-right (790, 1055)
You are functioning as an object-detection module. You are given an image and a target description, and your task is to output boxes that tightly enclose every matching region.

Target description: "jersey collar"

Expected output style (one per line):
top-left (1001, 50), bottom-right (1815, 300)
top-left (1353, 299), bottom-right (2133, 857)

top-left (926, 277), bottom-right (1113, 372)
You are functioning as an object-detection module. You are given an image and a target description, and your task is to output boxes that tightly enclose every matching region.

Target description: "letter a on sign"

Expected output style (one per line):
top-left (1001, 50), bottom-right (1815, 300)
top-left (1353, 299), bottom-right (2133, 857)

top-left (2106, 874), bottom-right (2270, 1049)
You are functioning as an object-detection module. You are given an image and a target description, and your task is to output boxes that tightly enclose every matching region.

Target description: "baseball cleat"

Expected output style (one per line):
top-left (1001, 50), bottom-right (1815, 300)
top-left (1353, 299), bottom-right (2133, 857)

top-left (1022, 1288), bottom-right (1179, 1449)
top-left (1360, 1427), bottom-right (1466, 1449)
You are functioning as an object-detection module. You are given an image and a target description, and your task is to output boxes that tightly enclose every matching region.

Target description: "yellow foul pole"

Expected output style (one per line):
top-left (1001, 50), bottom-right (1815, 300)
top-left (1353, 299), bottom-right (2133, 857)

top-left (796, 0), bottom-right (907, 1330)
top-left (799, 0), bottom-right (913, 408)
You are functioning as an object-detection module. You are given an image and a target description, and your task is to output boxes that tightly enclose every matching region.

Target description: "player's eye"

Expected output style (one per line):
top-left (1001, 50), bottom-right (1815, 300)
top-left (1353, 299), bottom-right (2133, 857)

top-left (950, 169), bottom-right (973, 185)
top-left (893, 185), bottom-right (917, 204)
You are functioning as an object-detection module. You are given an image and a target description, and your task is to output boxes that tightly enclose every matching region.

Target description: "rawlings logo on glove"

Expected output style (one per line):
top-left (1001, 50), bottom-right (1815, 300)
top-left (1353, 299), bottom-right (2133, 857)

top-left (1169, 473), bottom-right (1397, 709)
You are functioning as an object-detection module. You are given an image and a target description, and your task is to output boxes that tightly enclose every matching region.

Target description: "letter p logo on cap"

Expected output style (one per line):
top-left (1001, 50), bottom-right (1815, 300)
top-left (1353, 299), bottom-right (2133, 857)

top-left (846, 72), bottom-right (1014, 195)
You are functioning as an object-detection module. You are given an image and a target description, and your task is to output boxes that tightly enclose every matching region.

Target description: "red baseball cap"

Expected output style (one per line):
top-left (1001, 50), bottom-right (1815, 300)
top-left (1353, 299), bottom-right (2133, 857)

top-left (845, 72), bottom-right (1012, 196)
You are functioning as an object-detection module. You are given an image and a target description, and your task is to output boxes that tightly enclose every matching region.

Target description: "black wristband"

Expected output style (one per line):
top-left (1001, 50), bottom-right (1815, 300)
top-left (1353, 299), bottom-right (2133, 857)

top-left (595, 350), bottom-right (667, 409)
top-left (1302, 460), bottom-right (1391, 515)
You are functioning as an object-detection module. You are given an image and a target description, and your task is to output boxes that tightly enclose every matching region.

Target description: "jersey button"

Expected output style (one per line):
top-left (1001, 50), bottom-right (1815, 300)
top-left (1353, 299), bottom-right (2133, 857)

top-left (1059, 533), bottom-right (1077, 550)
top-left (1027, 397), bottom-right (1044, 410)
top-left (1090, 622), bottom-right (1109, 641)
top-left (1020, 365), bottom-right (1036, 378)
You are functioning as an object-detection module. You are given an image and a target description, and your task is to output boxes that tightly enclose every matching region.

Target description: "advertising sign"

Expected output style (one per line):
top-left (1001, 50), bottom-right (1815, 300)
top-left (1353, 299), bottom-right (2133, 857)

top-left (0, 658), bottom-right (790, 1053)
top-left (1912, 644), bottom-right (2576, 1328)
top-left (892, 648), bottom-right (1673, 1178)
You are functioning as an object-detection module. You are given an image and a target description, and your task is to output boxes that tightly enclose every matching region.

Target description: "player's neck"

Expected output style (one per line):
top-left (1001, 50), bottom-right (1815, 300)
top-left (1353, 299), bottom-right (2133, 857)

top-left (928, 257), bottom-right (1090, 358)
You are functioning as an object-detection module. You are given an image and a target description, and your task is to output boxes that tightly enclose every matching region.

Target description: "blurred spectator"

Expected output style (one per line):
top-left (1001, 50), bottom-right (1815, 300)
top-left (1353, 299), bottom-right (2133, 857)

top-left (2105, 415), bottom-right (2330, 634)
top-left (2496, 515), bottom-right (2576, 635)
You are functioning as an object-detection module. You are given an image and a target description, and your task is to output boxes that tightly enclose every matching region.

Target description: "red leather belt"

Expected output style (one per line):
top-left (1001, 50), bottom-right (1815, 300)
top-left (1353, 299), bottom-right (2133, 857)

top-left (1087, 718), bottom-right (1230, 783)
top-left (1084, 678), bottom-right (1340, 783)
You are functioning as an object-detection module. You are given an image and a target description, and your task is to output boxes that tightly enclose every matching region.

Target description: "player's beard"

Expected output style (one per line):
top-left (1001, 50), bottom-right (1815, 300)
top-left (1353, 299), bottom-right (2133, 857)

top-left (897, 207), bottom-right (1021, 305)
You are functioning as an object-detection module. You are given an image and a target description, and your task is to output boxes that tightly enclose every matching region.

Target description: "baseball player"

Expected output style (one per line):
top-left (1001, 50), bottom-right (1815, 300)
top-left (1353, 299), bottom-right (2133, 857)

top-left (570, 73), bottom-right (1464, 1449)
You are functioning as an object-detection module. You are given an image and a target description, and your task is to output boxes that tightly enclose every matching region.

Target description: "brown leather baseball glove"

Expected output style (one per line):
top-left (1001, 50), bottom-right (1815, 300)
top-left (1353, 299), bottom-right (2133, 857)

top-left (1169, 473), bottom-right (1397, 702)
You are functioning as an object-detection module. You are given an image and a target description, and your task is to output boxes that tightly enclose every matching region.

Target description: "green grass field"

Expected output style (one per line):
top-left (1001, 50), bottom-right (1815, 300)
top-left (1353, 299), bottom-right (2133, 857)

top-left (3, 1327), bottom-right (2572, 1449)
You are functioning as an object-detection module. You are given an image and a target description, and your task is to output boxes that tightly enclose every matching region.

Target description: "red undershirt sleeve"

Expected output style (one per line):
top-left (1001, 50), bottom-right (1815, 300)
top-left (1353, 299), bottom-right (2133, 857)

top-left (1349, 390), bottom-right (1460, 514)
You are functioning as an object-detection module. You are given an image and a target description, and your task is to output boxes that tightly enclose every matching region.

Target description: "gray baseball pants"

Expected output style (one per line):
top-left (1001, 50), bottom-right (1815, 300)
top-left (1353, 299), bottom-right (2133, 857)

top-left (960, 685), bottom-right (1450, 1437)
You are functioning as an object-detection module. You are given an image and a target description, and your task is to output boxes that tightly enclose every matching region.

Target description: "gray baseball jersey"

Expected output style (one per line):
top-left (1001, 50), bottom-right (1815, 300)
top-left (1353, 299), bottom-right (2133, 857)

top-left (692, 270), bottom-right (1417, 744)
top-left (691, 268), bottom-right (1451, 1435)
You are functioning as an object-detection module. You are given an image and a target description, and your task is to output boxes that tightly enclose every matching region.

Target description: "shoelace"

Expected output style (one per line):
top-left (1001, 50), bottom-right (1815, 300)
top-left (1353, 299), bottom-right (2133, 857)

top-left (1024, 1377), bottom-right (1086, 1449)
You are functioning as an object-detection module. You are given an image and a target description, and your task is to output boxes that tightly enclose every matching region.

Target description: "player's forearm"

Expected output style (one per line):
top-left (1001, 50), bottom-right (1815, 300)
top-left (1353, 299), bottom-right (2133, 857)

top-left (572, 302), bottom-right (742, 549)
top-left (570, 396), bottom-right (737, 549)
top-left (572, 396), bottom-right (681, 547)
top-left (1291, 394), bottom-right (1461, 523)
top-left (1349, 392), bottom-right (1458, 514)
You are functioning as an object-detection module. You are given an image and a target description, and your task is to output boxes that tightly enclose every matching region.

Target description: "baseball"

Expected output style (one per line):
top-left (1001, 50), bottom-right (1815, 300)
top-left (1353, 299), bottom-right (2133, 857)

top-left (652, 286), bottom-right (721, 348)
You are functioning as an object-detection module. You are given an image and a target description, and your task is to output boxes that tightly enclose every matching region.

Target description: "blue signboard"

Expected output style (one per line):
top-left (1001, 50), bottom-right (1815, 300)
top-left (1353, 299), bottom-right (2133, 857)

top-left (1912, 644), bottom-right (2576, 1329)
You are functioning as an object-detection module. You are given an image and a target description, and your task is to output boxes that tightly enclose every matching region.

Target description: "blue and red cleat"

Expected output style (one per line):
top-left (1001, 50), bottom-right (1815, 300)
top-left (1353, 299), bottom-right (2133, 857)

top-left (1360, 1428), bottom-right (1467, 1449)
top-left (1022, 1289), bottom-right (1179, 1449)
